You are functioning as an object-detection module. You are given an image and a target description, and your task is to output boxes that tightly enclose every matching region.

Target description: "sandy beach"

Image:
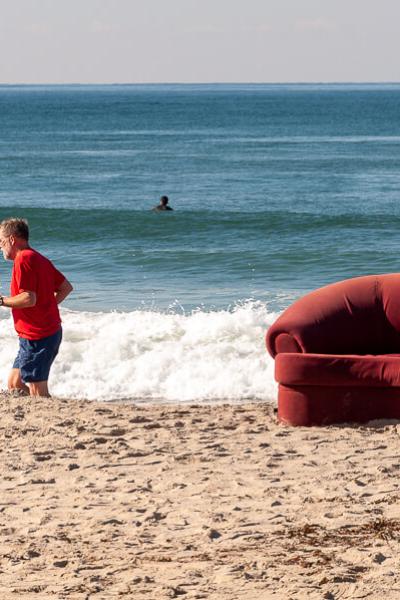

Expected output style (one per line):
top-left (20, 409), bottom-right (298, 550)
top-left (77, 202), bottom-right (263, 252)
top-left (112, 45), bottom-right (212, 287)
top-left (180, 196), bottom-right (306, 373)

top-left (1, 394), bottom-right (400, 599)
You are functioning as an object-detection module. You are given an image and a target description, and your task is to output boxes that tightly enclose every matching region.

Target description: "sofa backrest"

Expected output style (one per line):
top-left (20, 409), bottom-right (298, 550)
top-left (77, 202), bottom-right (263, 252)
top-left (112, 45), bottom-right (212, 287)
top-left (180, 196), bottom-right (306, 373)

top-left (266, 273), bottom-right (400, 357)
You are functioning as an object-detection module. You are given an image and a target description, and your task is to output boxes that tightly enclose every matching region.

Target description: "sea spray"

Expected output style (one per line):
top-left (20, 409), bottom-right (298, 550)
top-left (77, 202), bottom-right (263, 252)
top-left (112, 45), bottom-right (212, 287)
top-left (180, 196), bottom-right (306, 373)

top-left (0, 302), bottom-right (279, 402)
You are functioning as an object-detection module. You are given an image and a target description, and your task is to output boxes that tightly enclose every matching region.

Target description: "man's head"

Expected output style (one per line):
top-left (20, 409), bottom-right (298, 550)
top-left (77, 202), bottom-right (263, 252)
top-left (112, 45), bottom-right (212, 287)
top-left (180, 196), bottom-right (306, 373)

top-left (0, 218), bottom-right (29, 260)
top-left (160, 195), bottom-right (169, 206)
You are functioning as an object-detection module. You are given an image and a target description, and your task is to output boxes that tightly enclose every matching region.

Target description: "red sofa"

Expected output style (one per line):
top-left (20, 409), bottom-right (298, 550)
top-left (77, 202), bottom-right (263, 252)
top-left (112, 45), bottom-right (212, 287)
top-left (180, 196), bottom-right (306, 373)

top-left (266, 274), bottom-right (400, 426)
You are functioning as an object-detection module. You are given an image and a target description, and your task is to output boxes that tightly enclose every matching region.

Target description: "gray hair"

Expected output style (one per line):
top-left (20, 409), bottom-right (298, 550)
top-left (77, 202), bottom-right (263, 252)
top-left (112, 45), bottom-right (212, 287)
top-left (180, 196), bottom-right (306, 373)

top-left (0, 218), bottom-right (29, 240)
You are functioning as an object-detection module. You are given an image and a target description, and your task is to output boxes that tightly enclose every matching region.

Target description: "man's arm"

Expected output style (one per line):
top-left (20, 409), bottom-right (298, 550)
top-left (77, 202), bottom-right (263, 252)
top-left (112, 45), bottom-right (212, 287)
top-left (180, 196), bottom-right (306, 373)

top-left (55, 278), bottom-right (73, 305)
top-left (1, 291), bottom-right (36, 308)
top-left (0, 278), bottom-right (73, 308)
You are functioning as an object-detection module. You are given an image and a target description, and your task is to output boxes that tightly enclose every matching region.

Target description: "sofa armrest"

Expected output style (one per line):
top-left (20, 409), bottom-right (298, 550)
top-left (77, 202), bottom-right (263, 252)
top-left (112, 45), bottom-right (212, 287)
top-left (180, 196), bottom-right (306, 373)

top-left (266, 331), bottom-right (302, 357)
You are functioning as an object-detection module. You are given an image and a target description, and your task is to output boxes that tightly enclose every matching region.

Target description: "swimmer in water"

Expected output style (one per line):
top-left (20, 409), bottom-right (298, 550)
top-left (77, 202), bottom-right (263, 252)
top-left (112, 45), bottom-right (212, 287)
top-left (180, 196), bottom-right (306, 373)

top-left (152, 195), bottom-right (173, 211)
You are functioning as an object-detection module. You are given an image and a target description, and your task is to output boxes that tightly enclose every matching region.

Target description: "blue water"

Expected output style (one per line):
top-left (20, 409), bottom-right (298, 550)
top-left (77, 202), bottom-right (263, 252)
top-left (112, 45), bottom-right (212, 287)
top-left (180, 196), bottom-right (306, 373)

top-left (1, 83), bottom-right (400, 312)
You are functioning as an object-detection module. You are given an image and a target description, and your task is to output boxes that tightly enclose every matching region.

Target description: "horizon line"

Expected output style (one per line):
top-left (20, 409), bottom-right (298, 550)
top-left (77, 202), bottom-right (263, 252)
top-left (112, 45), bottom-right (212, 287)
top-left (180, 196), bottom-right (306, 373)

top-left (0, 81), bottom-right (399, 86)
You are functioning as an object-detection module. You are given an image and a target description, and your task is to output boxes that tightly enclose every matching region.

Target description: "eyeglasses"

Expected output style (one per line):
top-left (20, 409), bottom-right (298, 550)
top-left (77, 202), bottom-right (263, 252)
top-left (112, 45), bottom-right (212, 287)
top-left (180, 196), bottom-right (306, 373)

top-left (0, 237), bottom-right (9, 247)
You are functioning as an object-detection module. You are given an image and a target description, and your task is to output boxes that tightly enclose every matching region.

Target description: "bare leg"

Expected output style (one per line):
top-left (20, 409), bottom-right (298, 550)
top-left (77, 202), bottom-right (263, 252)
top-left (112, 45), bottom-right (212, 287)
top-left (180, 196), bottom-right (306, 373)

top-left (28, 380), bottom-right (50, 398)
top-left (8, 368), bottom-right (29, 395)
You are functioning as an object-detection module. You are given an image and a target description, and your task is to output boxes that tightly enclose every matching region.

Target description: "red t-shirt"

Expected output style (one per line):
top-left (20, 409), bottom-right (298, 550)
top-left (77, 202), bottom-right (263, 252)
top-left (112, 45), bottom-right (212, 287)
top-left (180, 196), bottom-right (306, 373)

top-left (11, 248), bottom-right (65, 340)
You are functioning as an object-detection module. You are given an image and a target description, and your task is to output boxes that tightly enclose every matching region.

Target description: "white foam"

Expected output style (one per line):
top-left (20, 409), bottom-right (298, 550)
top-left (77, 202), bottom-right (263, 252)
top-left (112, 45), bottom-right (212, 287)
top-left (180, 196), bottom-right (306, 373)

top-left (0, 301), bottom-right (279, 403)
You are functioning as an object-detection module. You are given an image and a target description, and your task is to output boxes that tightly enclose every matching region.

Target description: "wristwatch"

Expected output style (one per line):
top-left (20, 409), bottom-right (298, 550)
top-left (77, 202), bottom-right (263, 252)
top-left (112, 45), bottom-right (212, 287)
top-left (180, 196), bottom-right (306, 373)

top-left (0, 296), bottom-right (4, 306)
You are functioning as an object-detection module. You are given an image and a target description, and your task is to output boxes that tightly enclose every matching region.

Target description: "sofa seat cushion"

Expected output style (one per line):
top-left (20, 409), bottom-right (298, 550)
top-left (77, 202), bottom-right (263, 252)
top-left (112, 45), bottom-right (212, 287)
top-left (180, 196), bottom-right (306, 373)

top-left (275, 353), bottom-right (400, 388)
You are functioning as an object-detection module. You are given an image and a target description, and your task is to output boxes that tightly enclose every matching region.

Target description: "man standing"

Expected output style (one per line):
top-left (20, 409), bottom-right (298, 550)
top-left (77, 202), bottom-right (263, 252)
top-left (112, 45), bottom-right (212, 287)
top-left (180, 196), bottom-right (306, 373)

top-left (0, 218), bottom-right (73, 397)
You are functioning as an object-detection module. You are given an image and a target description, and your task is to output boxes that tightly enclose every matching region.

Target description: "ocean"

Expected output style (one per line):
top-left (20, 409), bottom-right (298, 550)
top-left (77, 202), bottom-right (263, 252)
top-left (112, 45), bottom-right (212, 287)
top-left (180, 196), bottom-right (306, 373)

top-left (0, 83), bottom-right (399, 401)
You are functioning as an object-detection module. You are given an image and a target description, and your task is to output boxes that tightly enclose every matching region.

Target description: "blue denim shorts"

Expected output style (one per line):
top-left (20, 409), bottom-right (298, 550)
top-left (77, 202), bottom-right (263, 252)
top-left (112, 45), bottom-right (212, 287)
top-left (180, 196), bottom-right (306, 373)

top-left (13, 328), bottom-right (62, 383)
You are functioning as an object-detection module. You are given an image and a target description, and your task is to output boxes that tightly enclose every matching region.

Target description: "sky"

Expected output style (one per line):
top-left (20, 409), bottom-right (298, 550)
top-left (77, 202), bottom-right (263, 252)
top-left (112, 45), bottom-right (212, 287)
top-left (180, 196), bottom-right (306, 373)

top-left (0, 0), bottom-right (399, 84)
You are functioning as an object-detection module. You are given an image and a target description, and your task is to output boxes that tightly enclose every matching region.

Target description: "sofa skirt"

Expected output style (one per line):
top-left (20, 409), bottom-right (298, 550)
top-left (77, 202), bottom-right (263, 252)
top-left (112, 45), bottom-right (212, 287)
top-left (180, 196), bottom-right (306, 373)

top-left (278, 384), bottom-right (400, 426)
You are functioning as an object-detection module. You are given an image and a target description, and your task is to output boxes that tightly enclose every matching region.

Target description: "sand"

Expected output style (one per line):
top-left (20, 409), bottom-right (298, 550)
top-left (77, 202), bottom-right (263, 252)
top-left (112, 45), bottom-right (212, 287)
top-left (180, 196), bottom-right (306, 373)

top-left (1, 394), bottom-right (400, 599)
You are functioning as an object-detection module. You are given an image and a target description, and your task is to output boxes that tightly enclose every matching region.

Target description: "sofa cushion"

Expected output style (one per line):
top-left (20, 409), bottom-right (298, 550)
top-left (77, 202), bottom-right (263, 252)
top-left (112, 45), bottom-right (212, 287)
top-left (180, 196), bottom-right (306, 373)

top-left (276, 352), bottom-right (400, 388)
